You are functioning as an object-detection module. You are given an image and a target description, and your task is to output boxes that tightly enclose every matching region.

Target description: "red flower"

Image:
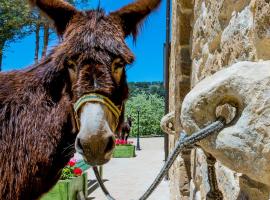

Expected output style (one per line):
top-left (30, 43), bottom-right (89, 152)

top-left (73, 168), bottom-right (82, 176)
top-left (120, 139), bottom-right (125, 144)
top-left (68, 160), bottom-right (76, 167)
top-left (115, 139), bottom-right (133, 145)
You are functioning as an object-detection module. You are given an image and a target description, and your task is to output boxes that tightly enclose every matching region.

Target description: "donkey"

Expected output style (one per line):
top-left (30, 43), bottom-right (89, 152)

top-left (119, 116), bottom-right (132, 141)
top-left (0, 0), bottom-right (160, 199)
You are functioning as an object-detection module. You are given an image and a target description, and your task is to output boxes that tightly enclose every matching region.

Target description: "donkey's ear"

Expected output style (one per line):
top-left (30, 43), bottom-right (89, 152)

top-left (29, 0), bottom-right (78, 35)
top-left (110, 0), bottom-right (161, 38)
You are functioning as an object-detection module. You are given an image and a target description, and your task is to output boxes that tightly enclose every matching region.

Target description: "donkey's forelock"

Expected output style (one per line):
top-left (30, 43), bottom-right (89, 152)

top-left (61, 10), bottom-right (135, 66)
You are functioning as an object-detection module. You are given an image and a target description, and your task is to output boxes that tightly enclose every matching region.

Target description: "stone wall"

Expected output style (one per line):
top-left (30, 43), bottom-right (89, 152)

top-left (168, 0), bottom-right (270, 199)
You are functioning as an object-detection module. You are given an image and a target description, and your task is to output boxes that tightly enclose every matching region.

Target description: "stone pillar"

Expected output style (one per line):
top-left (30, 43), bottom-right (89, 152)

top-left (168, 0), bottom-right (193, 199)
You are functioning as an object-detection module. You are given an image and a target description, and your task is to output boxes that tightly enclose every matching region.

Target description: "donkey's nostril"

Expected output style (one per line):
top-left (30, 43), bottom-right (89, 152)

top-left (76, 138), bottom-right (84, 154)
top-left (104, 136), bottom-right (115, 153)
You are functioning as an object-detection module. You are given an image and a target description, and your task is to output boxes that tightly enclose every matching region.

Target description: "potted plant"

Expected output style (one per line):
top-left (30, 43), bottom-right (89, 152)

top-left (41, 159), bottom-right (88, 200)
top-left (112, 139), bottom-right (136, 158)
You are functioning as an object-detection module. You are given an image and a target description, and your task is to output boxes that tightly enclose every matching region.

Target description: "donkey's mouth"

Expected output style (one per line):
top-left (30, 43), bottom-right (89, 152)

top-left (75, 137), bottom-right (115, 166)
top-left (82, 152), bottom-right (113, 166)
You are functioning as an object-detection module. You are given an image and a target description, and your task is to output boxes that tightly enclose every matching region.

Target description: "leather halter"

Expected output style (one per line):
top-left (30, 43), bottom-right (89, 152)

top-left (73, 93), bottom-right (122, 131)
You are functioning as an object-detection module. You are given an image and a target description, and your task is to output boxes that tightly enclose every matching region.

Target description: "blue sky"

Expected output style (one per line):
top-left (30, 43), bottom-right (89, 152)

top-left (2, 0), bottom-right (166, 82)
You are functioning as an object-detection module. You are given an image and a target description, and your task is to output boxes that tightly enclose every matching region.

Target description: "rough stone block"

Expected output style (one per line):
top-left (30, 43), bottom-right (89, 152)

top-left (181, 61), bottom-right (270, 186)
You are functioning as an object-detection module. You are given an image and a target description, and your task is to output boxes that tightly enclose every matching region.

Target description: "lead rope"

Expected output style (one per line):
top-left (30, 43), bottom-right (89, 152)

top-left (93, 166), bottom-right (116, 200)
top-left (93, 117), bottom-right (226, 200)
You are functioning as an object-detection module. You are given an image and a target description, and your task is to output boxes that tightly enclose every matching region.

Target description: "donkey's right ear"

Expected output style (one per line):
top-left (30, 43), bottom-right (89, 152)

top-left (29, 0), bottom-right (78, 35)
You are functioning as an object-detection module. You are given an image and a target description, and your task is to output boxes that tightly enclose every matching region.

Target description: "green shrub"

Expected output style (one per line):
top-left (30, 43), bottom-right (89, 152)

top-left (125, 92), bottom-right (165, 136)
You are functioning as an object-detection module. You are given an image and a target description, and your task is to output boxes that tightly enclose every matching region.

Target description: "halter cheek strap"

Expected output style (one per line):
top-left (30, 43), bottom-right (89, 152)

top-left (73, 93), bottom-right (122, 131)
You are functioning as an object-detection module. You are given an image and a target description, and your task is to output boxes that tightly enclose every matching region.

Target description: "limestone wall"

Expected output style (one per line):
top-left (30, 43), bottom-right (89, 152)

top-left (168, 0), bottom-right (270, 199)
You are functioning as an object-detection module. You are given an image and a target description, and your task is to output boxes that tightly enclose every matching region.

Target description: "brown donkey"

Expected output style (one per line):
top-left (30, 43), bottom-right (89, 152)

top-left (0, 0), bottom-right (160, 199)
top-left (118, 116), bottom-right (132, 141)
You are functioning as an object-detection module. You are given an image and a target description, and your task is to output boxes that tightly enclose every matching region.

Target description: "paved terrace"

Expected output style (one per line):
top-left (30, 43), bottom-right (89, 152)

top-left (87, 137), bottom-right (170, 200)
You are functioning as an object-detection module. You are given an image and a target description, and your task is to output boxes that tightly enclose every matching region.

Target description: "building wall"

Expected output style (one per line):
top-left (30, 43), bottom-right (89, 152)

top-left (169, 0), bottom-right (270, 199)
top-left (169, 0), bottom-right (193, 199)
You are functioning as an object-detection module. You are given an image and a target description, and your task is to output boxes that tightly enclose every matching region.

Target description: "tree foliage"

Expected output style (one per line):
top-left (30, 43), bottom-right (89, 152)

top-left (128, 82), bottom-right (165, 98)
top-left (0, 0), bottom-right (33, 70)
top-left (125, 93), bottom-right (165, 137)
top-left (0, 1), bottom-right (32, 44)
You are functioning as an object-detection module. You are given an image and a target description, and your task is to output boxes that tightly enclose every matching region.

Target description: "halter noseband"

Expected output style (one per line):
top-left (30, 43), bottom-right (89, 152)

top-left (73, 93), bottom-right (122, 131)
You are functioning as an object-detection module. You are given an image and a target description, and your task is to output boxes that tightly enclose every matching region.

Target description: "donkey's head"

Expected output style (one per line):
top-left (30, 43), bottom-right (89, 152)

top-left (30, 0), bottom-right (160, 166)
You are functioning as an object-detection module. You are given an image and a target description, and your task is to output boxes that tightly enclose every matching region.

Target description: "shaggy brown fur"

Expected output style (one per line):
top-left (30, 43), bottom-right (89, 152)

top-left (0, 0), bottom-right (160, 199)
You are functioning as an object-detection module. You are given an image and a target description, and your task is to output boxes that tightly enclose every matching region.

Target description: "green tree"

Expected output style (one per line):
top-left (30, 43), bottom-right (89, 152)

top-left (128, 82), bottom-right (165, 97)
top-left (0, 0), bottom-right (32, 70)
top-left (125, 93), bottom-right (165, 136)
top-left (149, 85), bottom-right (159, 94)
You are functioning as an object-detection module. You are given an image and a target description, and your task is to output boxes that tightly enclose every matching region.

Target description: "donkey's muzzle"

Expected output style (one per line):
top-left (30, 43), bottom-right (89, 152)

top-left (75, 135), bottom-right (115, 166)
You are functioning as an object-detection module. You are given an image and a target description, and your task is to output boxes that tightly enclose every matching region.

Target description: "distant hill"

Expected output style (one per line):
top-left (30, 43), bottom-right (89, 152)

top-left (128, 81), bottom-right (165, 98)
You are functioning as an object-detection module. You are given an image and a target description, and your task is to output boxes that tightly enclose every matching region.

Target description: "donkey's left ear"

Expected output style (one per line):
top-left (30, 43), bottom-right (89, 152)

top-left (110, 0), bottom-right (161, 38)
top-left (29, 0), bottom-right (78, 35)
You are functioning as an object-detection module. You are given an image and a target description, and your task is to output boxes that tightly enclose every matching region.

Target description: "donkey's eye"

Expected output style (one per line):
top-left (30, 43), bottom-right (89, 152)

top-left (112, 58), bottom-right (125, 85)
top-left (112, 58), bottom-right (125, 69)
top-left (67, 60), bottom-right (77, 68)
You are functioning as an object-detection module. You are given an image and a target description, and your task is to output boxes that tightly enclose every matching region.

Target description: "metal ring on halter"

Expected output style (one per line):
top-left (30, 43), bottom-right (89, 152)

top-left (73, 93), bottom-right (122, 131)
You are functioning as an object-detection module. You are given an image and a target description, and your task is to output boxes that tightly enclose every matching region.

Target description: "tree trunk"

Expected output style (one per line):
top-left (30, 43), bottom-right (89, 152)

top-left (42, 22), bottom-right (49, 58)
top-left (35, 22), bottom-right (40, 64)
top-left (0, 41), bottom-right (5, 71)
